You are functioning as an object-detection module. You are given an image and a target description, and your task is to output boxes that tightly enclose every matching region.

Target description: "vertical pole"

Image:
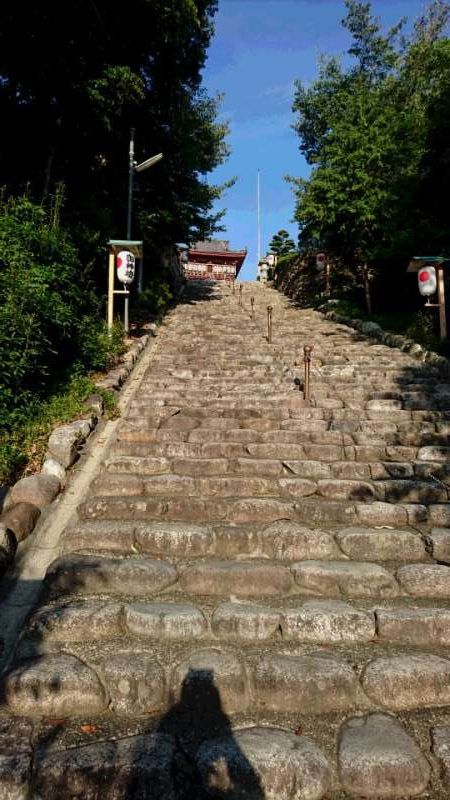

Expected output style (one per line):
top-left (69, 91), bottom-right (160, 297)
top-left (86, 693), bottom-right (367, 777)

top-left (251, 296), bottom-right (254, 320)
top-left (124, 128), bottom-right (135, 333)
top-left (325, 262), bottom-right (331, 296)
top-left (107, 251), bottom-right (115, 330)
top-left (232, 280), bottom-right (235, 296)
top-left (239, 284), bottom-right (243, 306)
top-left (363, 263), bottom-right (372, 314)
top-left (257, 170), bottom-right (262, 266)
top-left (267, 305), bottom-right (273, 343)
top-left (303, 345), bottom-right (313, 405)
top-left (127, 128), bottom-right (135, 241)
top-left (437, 266), bottom-right (447, 340)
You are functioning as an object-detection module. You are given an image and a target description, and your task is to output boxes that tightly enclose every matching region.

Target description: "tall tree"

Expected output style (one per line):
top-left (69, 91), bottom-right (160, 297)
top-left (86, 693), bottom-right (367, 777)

top-left (290, 1), bottom-right (450, 311)
top-left (269, 230), bottom-right (296, 257)
top-left (0, 1), bottom-right (230, 265)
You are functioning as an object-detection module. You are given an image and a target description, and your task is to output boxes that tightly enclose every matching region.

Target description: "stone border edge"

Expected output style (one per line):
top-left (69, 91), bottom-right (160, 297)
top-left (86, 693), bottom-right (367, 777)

top-left (0, 329), bottom-right (155, 575)
top-left (323, 310), bottom-right (450, 380)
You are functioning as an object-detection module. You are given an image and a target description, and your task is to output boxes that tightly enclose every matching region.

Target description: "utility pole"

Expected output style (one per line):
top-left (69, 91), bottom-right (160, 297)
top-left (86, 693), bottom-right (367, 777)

top-left (124, 128), bottom-right (136, 333)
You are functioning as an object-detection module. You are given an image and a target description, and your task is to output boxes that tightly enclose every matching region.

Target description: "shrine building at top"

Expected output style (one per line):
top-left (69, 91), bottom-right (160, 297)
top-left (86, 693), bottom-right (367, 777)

top-left (183, 240), bottom-right (247, 281)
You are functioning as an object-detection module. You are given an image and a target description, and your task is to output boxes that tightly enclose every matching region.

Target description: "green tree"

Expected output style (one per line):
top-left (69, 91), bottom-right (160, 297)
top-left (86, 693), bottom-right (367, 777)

top-left (290, 0), bottom-right (450, 312)
top-left (268, 230), bottom-right (296, 257)
top-left (0, 1), bottom-right (230, 264)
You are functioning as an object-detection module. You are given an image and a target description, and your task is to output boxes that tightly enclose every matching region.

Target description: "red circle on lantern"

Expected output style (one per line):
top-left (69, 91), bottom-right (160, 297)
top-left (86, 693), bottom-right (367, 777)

top-left (419, 271), bottom-right (429, 282)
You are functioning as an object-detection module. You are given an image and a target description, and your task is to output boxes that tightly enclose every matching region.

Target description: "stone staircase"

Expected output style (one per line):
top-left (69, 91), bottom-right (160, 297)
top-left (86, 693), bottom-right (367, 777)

top-left (1, 279), bottom-right (450, 798)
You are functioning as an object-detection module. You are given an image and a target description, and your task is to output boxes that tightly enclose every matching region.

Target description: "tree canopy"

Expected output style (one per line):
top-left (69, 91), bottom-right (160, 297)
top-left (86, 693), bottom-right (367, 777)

top-left (268, 230), bottom-right (297, 257)
top-left (0, 0), bottom-right (230, 252)
top-left (291, 0), bottom-right (450, 304)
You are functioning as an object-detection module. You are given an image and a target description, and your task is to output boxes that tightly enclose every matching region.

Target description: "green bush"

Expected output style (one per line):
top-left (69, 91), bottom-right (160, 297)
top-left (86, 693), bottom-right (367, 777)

top-left (132, 281), bottom-right (173, 324)
top-left (76, 318), bottom-right (126, 372)
top-left (0, 373), bottom-right (117, 484)
top-left (0, 194), bottom-right (86, 412)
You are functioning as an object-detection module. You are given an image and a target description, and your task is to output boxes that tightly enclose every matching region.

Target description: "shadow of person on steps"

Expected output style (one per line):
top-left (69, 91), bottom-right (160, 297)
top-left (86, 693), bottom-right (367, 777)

top-left (156, 668), bottom-right (265, 800)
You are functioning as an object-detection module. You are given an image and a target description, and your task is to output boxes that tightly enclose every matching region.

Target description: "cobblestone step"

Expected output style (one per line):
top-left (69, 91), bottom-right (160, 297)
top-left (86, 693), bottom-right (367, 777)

top-left (2, 279), bottom-right (450, 797)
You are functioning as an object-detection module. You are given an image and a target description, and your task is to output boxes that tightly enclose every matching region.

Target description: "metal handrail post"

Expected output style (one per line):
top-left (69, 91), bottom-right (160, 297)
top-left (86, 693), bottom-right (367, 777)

top-left (303, 345), bottom-right (313, 404)
top-left (267, 305), bottom-right (273, 343)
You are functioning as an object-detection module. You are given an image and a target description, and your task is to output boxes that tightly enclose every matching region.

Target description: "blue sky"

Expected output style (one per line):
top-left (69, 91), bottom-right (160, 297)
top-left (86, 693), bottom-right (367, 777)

top-left (202, 0), bottom-right (428, 279)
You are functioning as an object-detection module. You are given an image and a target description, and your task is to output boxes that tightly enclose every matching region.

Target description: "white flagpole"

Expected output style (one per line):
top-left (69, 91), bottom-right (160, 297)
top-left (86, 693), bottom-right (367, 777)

top-left (257, 169), bottom-right (262, 264)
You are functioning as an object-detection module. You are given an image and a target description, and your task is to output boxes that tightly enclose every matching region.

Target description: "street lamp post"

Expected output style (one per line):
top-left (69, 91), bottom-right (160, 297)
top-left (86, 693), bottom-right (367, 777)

top-left (125, 128), bottom-right (163, 331)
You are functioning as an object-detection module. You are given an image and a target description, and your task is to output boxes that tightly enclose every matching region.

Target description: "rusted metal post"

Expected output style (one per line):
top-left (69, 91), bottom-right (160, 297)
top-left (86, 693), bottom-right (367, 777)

top-left (267, 305), bottom-right (273, 343)
top-left (250, 296), bottom-right (255, 320)
top-left (232, 279), bottom-right (235, 295)
top-left (303, 345), bottom-right (313, 404)
top-left (239, 283), bottom-right (243, 306)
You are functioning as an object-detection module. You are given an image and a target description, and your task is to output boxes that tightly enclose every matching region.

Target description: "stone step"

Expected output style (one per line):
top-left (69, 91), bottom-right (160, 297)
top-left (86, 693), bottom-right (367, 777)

top-left (43, 549), bottom-right (450, 600)
top-left (62, 520), bottom-right (427, 562)
top-left (5, 646), bottom-right (450, 720)
top-left (77, 492), bottom-right (435, 527)
top-left (0, 710), bottom-right (440, 799)
top-left (24, 597), bottom-right (450, 648)
top-left (90, 472), bottom-right (450, 504)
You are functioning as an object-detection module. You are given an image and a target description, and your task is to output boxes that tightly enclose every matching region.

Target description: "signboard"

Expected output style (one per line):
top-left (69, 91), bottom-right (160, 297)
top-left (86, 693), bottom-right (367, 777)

top-left (117, 250), bottom-right (136, 285)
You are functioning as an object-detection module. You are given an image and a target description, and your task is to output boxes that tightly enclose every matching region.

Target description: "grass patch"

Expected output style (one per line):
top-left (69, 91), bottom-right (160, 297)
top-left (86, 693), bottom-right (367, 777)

top-left (0, 374), bottom-right (117, 485)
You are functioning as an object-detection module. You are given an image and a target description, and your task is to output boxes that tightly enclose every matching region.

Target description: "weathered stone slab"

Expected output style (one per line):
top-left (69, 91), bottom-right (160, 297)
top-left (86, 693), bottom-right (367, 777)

top-left (180, 562), bottom-right (293, 597)
top-left (42, 456), bottom-right (67, 487)
top-left (429, 505), bottom-right (450, 527)
top-left (4, 654), bottom-right (107, 716)
top-left (396, 564), bottom-right (450, 598)
top-left (282, 601), bottom-right (375, 643)
top-left (135, 521), bottom-right (214, 557)
top-left (45, 554), bottom-right (177, 597)
top-left (428, 528), bottom-right (450, 563)
top-left (260, 521), bottom-right (342, 561)
top-left (338, 713), bottom-right (430, 797)
top-left (227, 498), bottom-right (297, 524)
top-left (418, 446), bottom-right (450, 462)
top-left (0, 717), bottom-right (33, 800)
top-left (431, 727), bottom-right (450, 789)
top-left (318, 479), bottom-right (376, 501)
top-left (105, 456), bottom-right (171, 475)
top-left (125, 603), bottom-right (207, 640)
top-left (292, 561), bottom-right (398, 598)
top-left (362, 654), bottom-right (450, 710)
top-left (102, 653), bottom-right (165, 714)
top-left (61, 521), bottom-right (135, 554)
top-left (335, 527), bottom-right (425, 562)
top-left (278, 478), bottom-right (317, 498)
top-left (35, 733), bottom-right (177, 799)
top-left (4, 474), bottom-right (60, 512)
top-left (355, 502), bottom-right (409, 526)
top-left (170, 648), bottom-right (248, 714)
top-left (197, 727), bottom-right (331, 800)
top-left (0, 502), bottom-right (40, 543)
top-left (212, 602), bottom-right (281, 640)
top-left (377, 607), bottom-right (450, 647)
top-left (27, 601), bottom-right (123, 641)
top-left (47, 424), bottom-right (81, 467)
top-left (254, 655), bottom-right (364, 713)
